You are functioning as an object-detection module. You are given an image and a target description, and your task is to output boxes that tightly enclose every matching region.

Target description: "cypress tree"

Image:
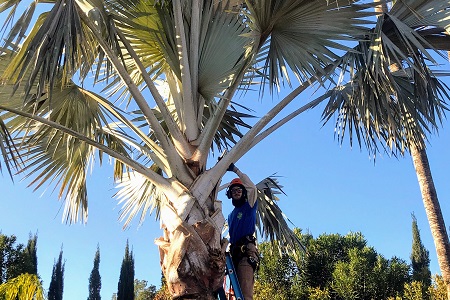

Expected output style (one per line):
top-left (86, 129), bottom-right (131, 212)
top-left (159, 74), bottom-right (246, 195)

top-left (88, 245), bottom-right (101, 300)
top-left (117, 240), bottom-right (134, 300)
top-left (48, 249), bottom-right (65, 300)
top-left (410, 213), bottom-right (431, 289)
top-left (24, 233), bottom-right (38, 275)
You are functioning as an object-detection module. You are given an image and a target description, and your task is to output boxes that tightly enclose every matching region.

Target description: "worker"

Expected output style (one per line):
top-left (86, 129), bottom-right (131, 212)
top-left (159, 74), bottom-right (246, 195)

top-left (226, 163), bottom-right (259, 300)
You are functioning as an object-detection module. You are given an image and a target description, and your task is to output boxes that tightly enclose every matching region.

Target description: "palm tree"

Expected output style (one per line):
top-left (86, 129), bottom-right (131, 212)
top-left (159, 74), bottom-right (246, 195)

top-left (319, 1), bottom-right (450, 297)
top-left (0, 273), bottom-right (45, 300)
top-left (0, 0), bottom-right (449, 299)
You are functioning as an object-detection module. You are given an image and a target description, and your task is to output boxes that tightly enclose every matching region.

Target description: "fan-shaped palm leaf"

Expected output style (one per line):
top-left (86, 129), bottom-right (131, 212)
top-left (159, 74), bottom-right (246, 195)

top-left (321, 4), bottom-right (450, 156)
top-left (245, 0), bottom-right (376, 88)
top-left (114, 169), bottom-right (165, 228)
top-left (2, 0), bottom-right (101, 100)
top-left (4, 82), bottom-right (131, 223)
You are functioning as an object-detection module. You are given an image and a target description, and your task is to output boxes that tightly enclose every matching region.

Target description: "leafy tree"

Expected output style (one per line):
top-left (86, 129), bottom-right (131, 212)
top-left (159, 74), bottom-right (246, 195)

top-left (383, 257), bottom-right (412, 298)
top-left (298, 232), bottom-right (367, 290)
top-left (254, 241), bottom-right (300, 300)
top-left (255, 230), bottom-right (410, 300)
top-left (48, 249), bottom-right (65, 300)
top-left (134, 279), bottom-right (156, 300)
top-left (0, 233), bottom-right (37, 284)
top-left (117, 241), bottom-right (134, 300)
top-left (88, 246), bottom-right (102, 300)
top-left (429, 275), bottom-right (448, 300)
top-left (410, 213), bottom-right (431, 291)
top-left (1, 1), bottom-right (450, 298)
top-left (332, 248), bottom-right (410, 300)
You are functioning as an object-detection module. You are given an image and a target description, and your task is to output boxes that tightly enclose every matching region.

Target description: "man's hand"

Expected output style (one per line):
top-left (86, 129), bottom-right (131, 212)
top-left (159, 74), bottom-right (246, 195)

top-left (217, 150), bottom-right (236, 172)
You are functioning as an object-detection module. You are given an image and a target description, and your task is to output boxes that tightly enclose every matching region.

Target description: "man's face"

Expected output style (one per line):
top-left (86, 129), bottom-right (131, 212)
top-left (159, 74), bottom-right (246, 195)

top-left (230, 186), bottom-right (243, 200)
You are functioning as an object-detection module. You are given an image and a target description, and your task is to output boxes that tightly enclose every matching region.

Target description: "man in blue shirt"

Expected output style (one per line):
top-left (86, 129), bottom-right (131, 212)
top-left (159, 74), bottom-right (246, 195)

top-left (226, 164), bottom-right (259, 300)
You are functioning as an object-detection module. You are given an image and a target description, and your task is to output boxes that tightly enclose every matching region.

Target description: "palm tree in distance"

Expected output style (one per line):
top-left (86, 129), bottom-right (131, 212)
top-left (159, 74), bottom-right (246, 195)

top-left (318, 1), bottom-right (450, 297)
top-left (1, 0), bottom-right (450, 299)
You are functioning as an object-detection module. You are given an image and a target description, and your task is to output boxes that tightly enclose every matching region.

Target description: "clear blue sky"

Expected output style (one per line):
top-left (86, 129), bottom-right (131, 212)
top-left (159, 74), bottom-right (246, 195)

top-left (1, 87), bottom-right (449, 299)
top-left (1, 6), bottom-right (449, 295)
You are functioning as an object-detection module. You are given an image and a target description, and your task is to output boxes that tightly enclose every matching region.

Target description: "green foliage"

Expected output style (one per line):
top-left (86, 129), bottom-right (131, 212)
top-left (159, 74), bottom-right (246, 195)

top-left (117, 241), bottom-right (134, 300)
top-left (0, 233), bottom-right (38, 284)
top-left (386, 276), bottom-right (448, 300)
top-left (88, 246), bottom-right (101, 300)
top-left (0, 273), bottom-right (45, 300)
top-left (298, 231), bottom-right (367, 289)
top-left (307, 287), bottom-right (331, 300)
top-left (403, 281), bottom-right (427, 300)
top-left (255, 241), bottom-right (298, 299)
top-left (48, 249), bottom-right (65, 300)
top-left (428, 275), bottom-right (448, 300)
top-left (134, 279), bottom-right (156, 300)
top-left (332, 248), bottom-right (410, 300)
top-left (24, 234), bottom-right (38, 276)
top-left (255, 230), bottom-right (412, 300)
top-left (410, 214), bottom-right (431, 290)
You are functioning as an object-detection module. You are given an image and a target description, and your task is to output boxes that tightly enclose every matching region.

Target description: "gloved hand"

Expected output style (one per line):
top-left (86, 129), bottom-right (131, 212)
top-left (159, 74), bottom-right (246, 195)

top-left (227, 163), bottom-right (235, 172)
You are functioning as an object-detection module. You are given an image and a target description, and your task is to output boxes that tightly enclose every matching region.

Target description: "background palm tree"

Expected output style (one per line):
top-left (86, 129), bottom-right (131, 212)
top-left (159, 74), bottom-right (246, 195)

top-left (1, 0), bottom-right (450, 299)
top-left (320, 1), bottom-right (450, 297)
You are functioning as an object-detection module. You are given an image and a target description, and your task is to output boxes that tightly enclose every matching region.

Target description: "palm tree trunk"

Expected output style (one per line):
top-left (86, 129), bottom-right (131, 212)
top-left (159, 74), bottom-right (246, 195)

top-left (155, 193), bottom-right (227, 299)
top-left (372, 2), bottom-right (450, 297)
top-left (411, 144), bottom-right (450, 299)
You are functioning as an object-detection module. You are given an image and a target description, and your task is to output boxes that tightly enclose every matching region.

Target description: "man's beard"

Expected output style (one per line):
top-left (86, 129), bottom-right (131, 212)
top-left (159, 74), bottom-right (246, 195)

top-left (232, 197), bottom-right (245, 207)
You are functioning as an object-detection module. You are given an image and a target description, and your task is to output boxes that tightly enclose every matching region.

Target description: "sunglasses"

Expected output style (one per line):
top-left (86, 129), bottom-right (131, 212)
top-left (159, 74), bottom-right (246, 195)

top-left (231, 187), bottom-right (243, 193)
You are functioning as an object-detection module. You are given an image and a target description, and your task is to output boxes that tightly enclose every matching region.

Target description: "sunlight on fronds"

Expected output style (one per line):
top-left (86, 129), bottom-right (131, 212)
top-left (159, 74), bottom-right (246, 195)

top-left (320, 7), bottom-right (450, 158)
top-left (0, 116), bottom-right (21, 179)
top-left (0, 273), bottom-right (45, 300)
top-left (115, 170), bottom-right (164, 228)
top-left (244, 0), bottom-right (375, 89)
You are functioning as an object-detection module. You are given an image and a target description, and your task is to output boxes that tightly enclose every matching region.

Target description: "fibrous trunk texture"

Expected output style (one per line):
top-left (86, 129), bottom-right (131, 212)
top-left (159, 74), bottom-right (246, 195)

top-left (155, 195), bottom-right (227, 299)
top-left (411, 144), bottom-right (450, 300)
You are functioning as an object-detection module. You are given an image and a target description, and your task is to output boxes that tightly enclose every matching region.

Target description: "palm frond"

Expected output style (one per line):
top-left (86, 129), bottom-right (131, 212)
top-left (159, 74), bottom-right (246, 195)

top-left (320, 4), bottom-right (450, 157)
top-left (0, 0), bottom-right (36, 52)
top-left (389, 0), bottom-right (450, 52)
top-left (2, 0), bottom-right (100, 101)
top-left (245, 0), bottom-right (376, 89)
top-left (196, 1), bottom-right (250, 100)
top-left (114, 169), bottom-right (165, 228)
top-left (321, 69), bottom-right (450, 156)
top-left (6, 83), bottom-right (131, 224)
top-left (0, 273), bottom-right (45, 300)
top-left (255, 175), bottom-right (305, 257)
top-left (0, 116), bottom-right (20, 178)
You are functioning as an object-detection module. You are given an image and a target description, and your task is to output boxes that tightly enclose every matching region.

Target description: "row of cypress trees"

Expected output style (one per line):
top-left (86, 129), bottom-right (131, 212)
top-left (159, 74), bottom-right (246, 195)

top-left (0, 212), bottom-right (438, 300)
top-left (0, 233), bottom-right (139, 300)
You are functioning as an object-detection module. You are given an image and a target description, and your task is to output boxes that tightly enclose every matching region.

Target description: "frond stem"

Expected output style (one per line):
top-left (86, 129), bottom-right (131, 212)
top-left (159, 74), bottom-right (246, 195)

top-left (79, 10), bottom-right (193, 185)
top-left (0, 105), bottom-right (175, 194)
top-left (173, 0), bottom-right (198, 141)
top-left (114, 29), bottom-right (192, 159)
